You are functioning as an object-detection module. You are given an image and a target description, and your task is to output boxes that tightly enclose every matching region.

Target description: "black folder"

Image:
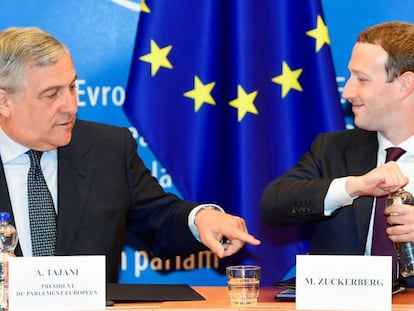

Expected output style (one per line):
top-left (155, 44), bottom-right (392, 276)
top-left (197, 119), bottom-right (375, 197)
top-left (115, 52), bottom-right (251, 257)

top-left (106, 283), bottom-right (205, 303)
top-left (274, 278), bottom-right (296, 301)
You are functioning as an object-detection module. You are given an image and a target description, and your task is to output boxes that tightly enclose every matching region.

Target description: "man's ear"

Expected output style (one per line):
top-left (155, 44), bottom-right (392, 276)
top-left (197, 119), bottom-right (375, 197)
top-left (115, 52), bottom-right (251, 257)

top-left (398, 71), bottom-right (414, 98)
top-left (0, 88), bottom-right (11, 118)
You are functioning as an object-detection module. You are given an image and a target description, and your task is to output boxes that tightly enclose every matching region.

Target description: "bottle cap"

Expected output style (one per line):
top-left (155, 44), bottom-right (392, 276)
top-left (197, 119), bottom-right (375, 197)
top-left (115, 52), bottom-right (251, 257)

top-left (0, 212), bottom-right (10, 221)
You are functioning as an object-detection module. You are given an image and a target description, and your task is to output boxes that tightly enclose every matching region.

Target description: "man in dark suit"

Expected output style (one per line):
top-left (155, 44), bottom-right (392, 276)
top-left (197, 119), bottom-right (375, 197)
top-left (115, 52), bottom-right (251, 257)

top-left (0, 27), bottom-right (260, 283)
top-left (260, 21), bottom-right (414, 284)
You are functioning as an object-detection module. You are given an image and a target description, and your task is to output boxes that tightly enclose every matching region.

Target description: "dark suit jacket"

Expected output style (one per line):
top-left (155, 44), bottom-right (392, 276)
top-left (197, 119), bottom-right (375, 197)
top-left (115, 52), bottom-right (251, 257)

top-left (260, 128), bottom-right (379, 255)
top-left (0, 120), bottom-right (205, 282)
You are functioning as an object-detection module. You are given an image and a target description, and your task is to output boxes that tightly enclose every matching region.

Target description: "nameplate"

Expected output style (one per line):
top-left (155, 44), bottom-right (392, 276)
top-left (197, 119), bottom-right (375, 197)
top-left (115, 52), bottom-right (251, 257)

top-left (296, 255), bottom-right (391, 311)
top-left (8, 255), bottom-right (105, 311)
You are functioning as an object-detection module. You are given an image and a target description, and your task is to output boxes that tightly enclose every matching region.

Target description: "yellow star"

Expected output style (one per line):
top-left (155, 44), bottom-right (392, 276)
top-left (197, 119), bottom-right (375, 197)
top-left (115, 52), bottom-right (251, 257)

top-left (184, 76), bottom-right (216, 112)
top-left (139, 40), bottom-right (173, 76)
top-left (141, 0), bottom-right (151, 13)
top-left (229, 85), bottom-right (258, 122)
top-left (306, 15), bottom-right (330, 52)
top-left (271, 61), bottom-right (303, 98)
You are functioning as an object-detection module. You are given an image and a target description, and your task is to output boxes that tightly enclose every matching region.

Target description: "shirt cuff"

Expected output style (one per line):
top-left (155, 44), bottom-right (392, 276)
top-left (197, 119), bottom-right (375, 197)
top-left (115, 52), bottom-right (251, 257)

top-left (188, 204), bottom-right (224, 242)
top-left (324, 177), bottom-right (356, 216)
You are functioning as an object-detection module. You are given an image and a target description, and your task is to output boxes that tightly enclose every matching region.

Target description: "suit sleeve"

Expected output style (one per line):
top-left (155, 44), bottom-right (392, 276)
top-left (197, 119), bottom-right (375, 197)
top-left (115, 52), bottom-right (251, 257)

top-left (123, 129), bottom-right (206, 257)
top-left (260, 133), bottom-right (337, 227)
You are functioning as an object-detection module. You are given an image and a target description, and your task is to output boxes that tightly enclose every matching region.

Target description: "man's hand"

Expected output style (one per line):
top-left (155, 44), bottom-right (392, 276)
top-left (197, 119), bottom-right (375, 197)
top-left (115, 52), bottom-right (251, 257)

top-left (346, 161), bottom-right (408, 198)
top-left (194, 209), bottom-right (261, 258)
top-left (385, 203), bottom-right (414, 243)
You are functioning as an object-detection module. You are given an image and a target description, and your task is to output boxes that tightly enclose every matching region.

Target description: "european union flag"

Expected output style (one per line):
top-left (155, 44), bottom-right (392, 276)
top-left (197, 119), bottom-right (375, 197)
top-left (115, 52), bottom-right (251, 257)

top-left (124, 0), bottom-right (345, 286)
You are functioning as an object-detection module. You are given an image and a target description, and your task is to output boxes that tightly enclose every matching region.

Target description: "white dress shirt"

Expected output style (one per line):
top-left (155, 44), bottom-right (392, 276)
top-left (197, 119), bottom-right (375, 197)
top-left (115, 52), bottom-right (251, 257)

top-left (324, 132), bottom-right (414, 255)
top-left (0, 126), bottom-right (57, 256)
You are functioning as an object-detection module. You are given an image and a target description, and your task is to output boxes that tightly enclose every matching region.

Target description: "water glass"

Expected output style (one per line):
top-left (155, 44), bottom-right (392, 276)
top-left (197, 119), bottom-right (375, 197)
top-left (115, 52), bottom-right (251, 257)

top-left (226, 265), bottom-right (261, 305)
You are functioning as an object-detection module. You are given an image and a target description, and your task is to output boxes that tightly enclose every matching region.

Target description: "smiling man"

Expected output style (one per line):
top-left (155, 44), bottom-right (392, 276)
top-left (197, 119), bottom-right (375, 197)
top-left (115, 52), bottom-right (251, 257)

top-left (260, 21), bottom-right (414, 286)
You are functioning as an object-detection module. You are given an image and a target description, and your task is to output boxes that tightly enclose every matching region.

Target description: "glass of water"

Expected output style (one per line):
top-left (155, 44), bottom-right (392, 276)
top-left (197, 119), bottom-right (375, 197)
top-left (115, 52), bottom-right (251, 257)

top-left (226, 265), bottom-right (261, 305)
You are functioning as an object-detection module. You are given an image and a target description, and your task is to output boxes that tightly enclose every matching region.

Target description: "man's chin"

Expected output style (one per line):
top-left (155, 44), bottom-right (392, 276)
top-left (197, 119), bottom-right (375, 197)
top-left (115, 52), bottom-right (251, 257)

top-left (53, 133), bottom-right (73, 148)
top-left (60, 136), bottom-right (73, 147)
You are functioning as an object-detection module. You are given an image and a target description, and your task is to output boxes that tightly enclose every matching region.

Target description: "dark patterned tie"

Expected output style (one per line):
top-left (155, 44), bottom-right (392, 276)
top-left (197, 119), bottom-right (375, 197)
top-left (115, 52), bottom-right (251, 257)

top-left (26, 150), bottom-right (57, 256)
top-left (371, 147), bottom-right (406, 278)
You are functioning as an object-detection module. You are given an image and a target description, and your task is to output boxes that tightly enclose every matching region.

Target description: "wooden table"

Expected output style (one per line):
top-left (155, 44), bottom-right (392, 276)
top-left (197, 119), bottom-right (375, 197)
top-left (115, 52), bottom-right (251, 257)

top-left (107, 286), bottom-right (414, 310)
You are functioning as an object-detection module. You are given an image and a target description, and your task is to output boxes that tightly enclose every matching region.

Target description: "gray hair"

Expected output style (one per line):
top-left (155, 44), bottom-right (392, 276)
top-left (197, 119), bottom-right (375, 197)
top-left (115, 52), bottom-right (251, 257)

top-left (0, 27), bottom-right (67, 94)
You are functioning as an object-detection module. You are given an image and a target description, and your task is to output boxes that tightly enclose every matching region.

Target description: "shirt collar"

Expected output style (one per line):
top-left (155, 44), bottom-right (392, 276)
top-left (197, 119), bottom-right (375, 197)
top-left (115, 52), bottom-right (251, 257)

top-left (0, 126), bottom-right (30, 163)
top-left (377, 132), bottom-right (414, 158)
top-left (0, 126), bottom-right (57, 164)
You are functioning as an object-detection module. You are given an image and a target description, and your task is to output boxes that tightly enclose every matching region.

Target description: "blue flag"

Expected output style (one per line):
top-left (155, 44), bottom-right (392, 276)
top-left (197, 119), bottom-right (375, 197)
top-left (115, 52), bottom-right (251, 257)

top-left (124, 0), bottom-right (345, 286)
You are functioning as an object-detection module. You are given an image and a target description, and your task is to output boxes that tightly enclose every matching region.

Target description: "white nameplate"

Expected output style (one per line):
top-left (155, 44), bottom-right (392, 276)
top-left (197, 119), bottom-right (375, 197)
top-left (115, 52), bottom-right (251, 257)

top-left (8, 255), bottom-right (105, 311)
top-left (296, 255), bottom-right (392, 311)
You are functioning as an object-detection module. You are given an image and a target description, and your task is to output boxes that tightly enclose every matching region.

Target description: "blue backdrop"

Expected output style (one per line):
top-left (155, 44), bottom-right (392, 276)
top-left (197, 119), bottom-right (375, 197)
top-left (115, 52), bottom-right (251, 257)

top-left (1, 0), bottom-right (414, 286)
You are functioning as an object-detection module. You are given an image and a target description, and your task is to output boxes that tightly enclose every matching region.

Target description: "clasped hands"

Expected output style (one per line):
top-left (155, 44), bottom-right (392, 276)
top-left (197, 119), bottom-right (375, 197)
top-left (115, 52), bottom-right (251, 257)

top-left (347, 161), bottom-right (414, 243)
top-left (194, 208), bottom-right (261, 258)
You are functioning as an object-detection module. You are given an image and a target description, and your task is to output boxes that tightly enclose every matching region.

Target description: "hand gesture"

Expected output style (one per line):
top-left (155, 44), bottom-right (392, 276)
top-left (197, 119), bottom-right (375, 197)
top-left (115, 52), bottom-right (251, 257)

top-left (194, 209), bottom-right (261, 258)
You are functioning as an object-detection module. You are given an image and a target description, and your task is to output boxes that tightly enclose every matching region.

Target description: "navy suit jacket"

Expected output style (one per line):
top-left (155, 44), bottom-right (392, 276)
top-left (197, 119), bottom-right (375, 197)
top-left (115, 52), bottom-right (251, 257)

top-left (0, 120), bottom-right (205, 282)
top-left (261, 128), bottom-right (379, 255)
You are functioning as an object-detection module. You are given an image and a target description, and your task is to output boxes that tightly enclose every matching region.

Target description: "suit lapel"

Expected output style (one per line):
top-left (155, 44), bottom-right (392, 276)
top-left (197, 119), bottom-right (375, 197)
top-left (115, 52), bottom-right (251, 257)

top-left (346, 133), bottom-right (378, 176)
top-left (56, 132), bottom-right (92, 254)
top-left (345, 131), bottom-right (378, 249)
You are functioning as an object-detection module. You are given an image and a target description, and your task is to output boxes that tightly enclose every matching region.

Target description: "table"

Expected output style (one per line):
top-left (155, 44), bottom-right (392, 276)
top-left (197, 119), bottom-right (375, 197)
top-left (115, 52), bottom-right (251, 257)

top-left (107, 286), bottom-right (414, 310)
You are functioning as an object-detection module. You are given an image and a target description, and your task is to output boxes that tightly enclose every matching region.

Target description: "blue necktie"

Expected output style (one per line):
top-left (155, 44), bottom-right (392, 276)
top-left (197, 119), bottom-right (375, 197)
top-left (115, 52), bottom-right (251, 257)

top-left (26, 150), bottom-right (57, 256)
